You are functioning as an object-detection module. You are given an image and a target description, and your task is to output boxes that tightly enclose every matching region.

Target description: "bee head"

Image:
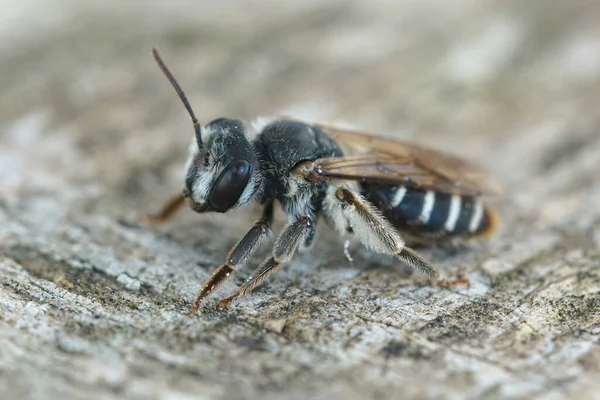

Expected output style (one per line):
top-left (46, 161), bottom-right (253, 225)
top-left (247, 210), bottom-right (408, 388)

top-left (152, 48), bottom-right (261, 213)
top-left (184, 118), bottom-right (260, 213)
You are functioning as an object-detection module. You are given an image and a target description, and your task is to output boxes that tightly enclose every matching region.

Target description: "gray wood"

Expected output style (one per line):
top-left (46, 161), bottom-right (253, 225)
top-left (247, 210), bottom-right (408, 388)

top-left (1, 1), bottom-right (599, 399)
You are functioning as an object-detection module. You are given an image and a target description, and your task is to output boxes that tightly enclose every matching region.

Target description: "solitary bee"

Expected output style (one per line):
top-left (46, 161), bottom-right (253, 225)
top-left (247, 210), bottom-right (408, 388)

top-left (143, 49), bottom-right (501, 312)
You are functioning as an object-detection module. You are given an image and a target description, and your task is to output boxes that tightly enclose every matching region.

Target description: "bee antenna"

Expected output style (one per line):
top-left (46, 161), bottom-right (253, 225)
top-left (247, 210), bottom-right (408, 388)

top-left (152, 48), bottom-right (203, 149)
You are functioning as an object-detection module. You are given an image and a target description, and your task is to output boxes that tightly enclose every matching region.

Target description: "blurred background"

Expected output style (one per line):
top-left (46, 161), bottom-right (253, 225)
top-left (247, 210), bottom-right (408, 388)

top-left (1, 0), bottom-right (598, 226)
top-left (1, 1), bottom-right (600, 399)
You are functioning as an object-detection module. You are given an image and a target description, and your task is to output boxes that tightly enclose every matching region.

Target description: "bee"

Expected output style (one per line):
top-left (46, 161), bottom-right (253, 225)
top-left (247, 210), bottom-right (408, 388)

top-left (143, 49), bottom-right (501, 312)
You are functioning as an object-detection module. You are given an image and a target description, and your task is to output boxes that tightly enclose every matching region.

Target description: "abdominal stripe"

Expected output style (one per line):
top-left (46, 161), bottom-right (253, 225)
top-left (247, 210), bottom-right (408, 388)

top-left (363, 185), bottom-right (488, 237)
top-left (445, 195), bottom-right (461, 232)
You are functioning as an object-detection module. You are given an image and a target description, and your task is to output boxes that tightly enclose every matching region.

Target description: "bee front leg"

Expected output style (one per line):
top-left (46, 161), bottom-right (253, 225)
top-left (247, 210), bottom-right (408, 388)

top-left (332, 186), bottom-right (439, 278)
top-left (216, 216), bottom-right (313, 310)
top-left (191, 201), bottom-right (274, 312)
top-left (139, 191), bottom-right (187, 224)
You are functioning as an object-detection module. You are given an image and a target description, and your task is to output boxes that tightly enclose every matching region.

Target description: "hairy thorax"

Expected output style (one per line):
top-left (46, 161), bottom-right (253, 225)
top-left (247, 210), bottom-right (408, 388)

top-left (252, 119), bottom-right (343, 220)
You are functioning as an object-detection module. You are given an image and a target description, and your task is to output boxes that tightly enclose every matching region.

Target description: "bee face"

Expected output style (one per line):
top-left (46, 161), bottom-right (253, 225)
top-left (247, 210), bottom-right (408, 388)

top-left (184, 118), bottom-right (261, 213)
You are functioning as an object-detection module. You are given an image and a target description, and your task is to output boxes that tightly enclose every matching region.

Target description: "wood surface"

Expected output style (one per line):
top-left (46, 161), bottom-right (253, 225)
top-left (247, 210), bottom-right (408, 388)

top-left (1, 1), bottom-right (599, 399)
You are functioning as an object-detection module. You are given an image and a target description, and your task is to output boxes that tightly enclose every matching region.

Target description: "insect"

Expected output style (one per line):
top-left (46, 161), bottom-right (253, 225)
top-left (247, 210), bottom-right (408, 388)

top-left (142, 48), bottom-right (501, 312)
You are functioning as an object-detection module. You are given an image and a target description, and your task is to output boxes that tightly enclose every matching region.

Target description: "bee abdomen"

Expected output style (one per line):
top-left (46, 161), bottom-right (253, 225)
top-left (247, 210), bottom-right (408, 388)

top-left (366, 185), bottom-right (496, 238)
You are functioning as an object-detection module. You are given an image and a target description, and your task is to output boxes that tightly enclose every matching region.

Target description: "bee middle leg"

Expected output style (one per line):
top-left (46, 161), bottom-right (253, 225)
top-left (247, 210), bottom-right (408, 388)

top-left (191, 200), bottom-right (274, 312)
top-left (216, 215), bottom-right (313, 310)
top-left (332, 186), bottom-right (439, 278)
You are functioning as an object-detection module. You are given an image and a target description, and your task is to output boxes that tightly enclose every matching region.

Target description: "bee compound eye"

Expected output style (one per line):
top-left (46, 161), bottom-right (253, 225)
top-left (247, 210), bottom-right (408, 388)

top-left (209, 160), bottom-right (251, 212)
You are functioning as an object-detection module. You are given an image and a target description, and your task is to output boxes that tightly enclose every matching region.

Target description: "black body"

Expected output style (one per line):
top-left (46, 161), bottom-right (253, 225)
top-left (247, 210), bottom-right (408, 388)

top-left (249, 120), bottom-right (491, 241)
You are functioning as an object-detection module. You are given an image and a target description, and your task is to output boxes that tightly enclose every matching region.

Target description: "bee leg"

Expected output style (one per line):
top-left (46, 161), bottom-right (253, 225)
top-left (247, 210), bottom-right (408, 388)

top-left (216, 216), bottom-right (313, 310)
top-left (343, 240), bottom-right (354, 264)
top-left (139, 191), bottom-right (186, 224)
top-left (191, 201), bottom-right (274, 312)
top-left (333, 186), bottom-right (439, 278)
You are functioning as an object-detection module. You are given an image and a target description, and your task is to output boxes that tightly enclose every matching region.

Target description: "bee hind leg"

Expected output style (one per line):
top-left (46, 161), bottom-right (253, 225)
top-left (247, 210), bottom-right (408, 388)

top-left (331, 186), bottom-right (439, 278)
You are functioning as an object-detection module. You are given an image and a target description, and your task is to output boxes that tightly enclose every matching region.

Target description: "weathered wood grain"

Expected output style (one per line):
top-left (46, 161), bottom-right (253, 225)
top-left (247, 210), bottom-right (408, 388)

top-left (1, 1), bottom-right (599, 399)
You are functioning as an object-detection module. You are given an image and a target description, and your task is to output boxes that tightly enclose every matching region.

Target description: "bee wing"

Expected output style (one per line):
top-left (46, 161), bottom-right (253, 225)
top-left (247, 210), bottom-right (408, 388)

top-left (310, 123), bottom-right (502, 197)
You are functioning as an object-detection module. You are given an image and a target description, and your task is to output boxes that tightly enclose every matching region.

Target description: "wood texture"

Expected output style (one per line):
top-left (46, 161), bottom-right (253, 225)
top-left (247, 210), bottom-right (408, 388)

top-left (1, 1), bottom-right (599, 399)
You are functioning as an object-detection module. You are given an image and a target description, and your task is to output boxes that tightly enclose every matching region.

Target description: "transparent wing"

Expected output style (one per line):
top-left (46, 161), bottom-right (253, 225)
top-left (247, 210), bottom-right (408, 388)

top-left (308, 122), bottom-right (502, 196)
